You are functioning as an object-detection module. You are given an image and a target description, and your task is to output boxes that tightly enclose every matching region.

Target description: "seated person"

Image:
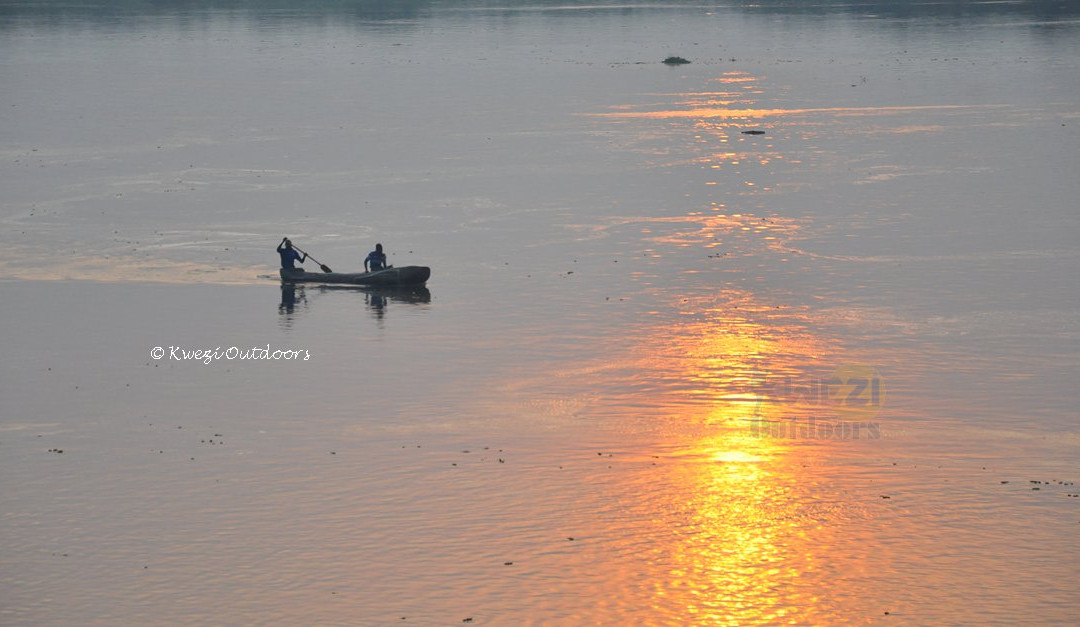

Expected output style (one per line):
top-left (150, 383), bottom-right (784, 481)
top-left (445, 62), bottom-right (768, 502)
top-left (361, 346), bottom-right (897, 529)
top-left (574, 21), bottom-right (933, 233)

top-left (365, 243), bottom-right (387, 272)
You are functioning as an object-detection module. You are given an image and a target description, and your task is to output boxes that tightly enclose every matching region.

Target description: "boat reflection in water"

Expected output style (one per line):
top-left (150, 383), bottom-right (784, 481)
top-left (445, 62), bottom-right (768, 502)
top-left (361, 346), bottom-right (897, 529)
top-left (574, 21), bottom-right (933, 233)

top-left (277, 283), bottom-right (431, 328)
top-left (360, 285), bottom-right (432, 322)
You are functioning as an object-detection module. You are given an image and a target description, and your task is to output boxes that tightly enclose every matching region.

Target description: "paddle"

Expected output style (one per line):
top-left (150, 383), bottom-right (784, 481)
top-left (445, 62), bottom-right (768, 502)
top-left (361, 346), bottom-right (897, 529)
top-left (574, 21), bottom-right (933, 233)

top-left (292, 244), bottom-right (333, 273)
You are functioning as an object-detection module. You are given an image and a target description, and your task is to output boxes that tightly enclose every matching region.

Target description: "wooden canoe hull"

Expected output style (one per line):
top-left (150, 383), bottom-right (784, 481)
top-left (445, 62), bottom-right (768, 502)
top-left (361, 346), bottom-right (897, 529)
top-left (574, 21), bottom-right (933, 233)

top-left (280, 266), bottom-right (430, 286)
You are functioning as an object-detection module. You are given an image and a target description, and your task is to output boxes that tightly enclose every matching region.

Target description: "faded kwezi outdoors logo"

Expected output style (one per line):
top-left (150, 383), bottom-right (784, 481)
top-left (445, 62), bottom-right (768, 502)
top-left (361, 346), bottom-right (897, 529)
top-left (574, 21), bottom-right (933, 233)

top-left (748, 365), bottom-right (885, 440)
top-left (823, 364), bottom-right (885, 420)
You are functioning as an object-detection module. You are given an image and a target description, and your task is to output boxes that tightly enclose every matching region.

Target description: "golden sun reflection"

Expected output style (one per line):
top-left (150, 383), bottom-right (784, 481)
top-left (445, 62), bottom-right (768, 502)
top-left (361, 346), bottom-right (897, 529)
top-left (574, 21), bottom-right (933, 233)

top-left (473, 279), bottom-right (868, 621)
top-left (544, 266), bottom-right (857, 621)
top-left (564, 212), bottom-right (802, 258)
top-left (661, 429), bottom-right (826, 625)
top-left (596, 69), bottom-right (1005, 182)
top-left (630, 300), bottom-right (862, 624)
top-left (599, 103), bottom-right (1000, 120)
top-left (596, 71), bottom-right (790, 184)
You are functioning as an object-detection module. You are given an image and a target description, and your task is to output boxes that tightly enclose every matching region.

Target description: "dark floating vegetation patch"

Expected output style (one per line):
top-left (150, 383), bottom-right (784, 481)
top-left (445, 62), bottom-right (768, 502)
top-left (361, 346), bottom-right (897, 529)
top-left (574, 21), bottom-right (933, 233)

top-left (662, 56), bottom-right (691, 65)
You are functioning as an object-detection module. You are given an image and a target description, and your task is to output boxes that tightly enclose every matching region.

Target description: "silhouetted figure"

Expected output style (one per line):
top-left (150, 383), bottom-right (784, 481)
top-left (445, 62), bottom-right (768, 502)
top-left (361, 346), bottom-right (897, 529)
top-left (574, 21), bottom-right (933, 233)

top-left (277, 237), bottom-right (307, 270)
top-left (364, 243), bottom-right (387, 272)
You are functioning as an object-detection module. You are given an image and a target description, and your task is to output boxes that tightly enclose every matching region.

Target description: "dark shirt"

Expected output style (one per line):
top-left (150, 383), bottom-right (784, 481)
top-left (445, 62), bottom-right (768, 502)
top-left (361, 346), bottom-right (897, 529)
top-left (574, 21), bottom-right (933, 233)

top-left (277, 244), bottom-right (304, 269)
top-left (365, 250), bottom-right (387, 271)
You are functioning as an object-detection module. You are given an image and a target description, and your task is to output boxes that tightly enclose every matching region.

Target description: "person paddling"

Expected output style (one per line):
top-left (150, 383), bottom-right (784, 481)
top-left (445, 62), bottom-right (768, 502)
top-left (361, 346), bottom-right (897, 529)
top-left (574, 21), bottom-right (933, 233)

top-left (364, 243), bottom-right (388, 272)
top-left (277, 237), bottom-right (308, 270)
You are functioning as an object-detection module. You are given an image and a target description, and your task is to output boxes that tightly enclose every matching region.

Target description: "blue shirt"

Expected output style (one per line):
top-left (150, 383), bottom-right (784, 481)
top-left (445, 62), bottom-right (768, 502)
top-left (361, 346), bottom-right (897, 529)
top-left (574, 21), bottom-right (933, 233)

top-left (277, 245), bottom-right (303, 269)
top-left (365, 250), bottom-right (386, 271)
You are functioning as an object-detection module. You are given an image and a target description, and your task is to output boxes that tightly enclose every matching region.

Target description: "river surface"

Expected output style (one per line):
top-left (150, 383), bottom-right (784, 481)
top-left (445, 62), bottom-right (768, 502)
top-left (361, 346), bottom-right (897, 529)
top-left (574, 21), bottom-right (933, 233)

top-left (2, 1), bottom-right (1079, 624)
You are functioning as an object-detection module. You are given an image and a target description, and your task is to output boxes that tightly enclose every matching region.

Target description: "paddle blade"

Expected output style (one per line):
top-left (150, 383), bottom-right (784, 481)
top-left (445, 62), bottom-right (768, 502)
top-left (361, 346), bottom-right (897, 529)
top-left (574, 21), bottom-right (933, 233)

top-left (320, 264), bottom-right (333, 273)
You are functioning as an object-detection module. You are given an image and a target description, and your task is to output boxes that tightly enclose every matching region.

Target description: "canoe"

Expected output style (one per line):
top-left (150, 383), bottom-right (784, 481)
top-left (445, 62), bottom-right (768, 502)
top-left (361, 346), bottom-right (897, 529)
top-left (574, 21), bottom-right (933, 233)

top-left (280, 266), bottom-right (430, 286)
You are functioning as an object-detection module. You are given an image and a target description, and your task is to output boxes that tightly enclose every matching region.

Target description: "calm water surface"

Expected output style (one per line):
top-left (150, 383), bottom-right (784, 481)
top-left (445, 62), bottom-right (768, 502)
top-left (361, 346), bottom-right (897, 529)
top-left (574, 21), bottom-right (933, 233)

top-left (1, 1), bottom-right (1079, 624)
